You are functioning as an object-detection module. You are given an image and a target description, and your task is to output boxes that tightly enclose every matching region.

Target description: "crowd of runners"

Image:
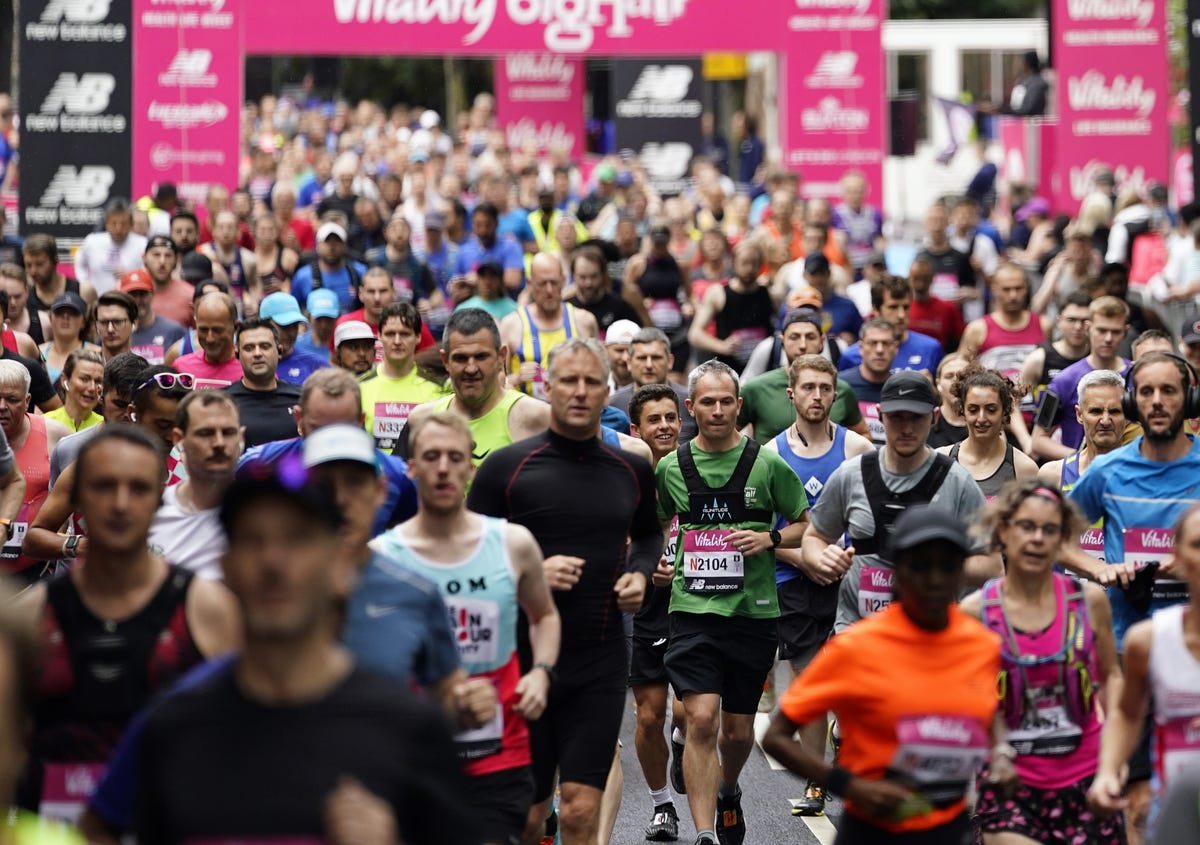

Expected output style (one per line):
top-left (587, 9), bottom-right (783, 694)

top-left (0, 93), bottom-right (1196, 845)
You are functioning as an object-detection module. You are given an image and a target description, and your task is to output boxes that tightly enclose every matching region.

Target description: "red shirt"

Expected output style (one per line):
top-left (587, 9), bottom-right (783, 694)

top-left (909, 296), bottom-right (964, 350)
top-left (285, 218), bottom-right (316, 252)
top-left (333, 310), bottom-right (436, 354)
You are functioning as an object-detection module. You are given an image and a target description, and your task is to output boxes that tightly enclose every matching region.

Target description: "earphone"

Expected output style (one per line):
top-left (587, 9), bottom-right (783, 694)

top-left (1121, 352), bottom-right (1200, 421)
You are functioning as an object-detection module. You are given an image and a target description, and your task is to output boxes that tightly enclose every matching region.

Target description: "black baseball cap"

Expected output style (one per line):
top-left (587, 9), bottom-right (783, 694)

top-left (50, 291), bottom-right (87, 314)
top-left (888, 504), bottom-right (971, 558)
top-left (804, 252), bottom-right (831, 274)
top-left (144, 235), bottom-right (178, 253)
top-left (476, 260), bottom-right (503, 277)
top-left (1181, 311), bottom-right (1200, 345)
top-left (180, 251), bottom-right (213, 283)
top-left (879, 370), bottom-right (937, 415)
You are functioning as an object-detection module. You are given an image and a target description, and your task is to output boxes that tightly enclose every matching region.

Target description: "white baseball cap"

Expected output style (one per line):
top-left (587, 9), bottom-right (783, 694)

top-left (303, 424), bottom-right (380, 474)
top-left (333, 320), bottom-right (376, 347)
top-left (316, 222), bottom-right (348, 243)
top-left (605, 319), bottom-right (640, 345)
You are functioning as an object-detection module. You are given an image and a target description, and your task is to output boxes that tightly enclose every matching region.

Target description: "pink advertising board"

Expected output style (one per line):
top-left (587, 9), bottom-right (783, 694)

top-left (243, 0), bottom-right (778, 56)
top-left (132, 0), bottom-right (243, 207)
top-left (782, 0), bottom-right (886, 202)
top-left (495, 54), bottom-right (584, 159)
top-left (1052, 0), bottom-right (1169, 213)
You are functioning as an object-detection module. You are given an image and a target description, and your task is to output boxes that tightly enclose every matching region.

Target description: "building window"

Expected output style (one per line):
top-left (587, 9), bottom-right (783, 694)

top-left (888, 51), bottom-right (929, 143)
top-left (962, 50), bottom-right (1029, 108)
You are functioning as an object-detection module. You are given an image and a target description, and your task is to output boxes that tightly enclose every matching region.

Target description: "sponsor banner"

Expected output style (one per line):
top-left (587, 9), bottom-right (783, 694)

top-left (495, 54), bottom-right (584, 159)
top-left (132, 0), bottom-right (242, 207)
top-left (782, 0), bottom-right (885, 202)
top-left (19, 0), bottom-right (133, 239)
top-left (1052, 0), bottom-right (1168, 212)
top-left (613, 58), bottom-right (703, 196)
top-left (243, 0), bottom-right (772, 55)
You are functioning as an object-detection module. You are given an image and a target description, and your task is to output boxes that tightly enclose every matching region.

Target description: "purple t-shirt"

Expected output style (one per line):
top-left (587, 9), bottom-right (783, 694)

top-left (1042, 356), bottom-right (1130, 448)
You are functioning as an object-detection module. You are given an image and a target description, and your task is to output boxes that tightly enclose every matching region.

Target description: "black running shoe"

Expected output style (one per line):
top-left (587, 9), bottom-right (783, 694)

top-left (670, 734), bottom-right (687, 795)
top-left (645, 802), bottom-right (679, 841)
top-left (791, 781), bottom-right (826, 817)
top-left (715, 787), bottom-right (745, 845)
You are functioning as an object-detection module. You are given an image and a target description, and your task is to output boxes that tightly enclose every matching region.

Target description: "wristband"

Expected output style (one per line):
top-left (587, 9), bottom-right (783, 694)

top-left (533, 662), bottom-right (558, 686)
top-left (824, 765), bottom-right (853, 798)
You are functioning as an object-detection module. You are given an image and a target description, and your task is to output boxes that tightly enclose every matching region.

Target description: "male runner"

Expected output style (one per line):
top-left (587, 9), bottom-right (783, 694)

top-left (374, 411), bottom-right (561, 845)
top-left (655, 360), bottom-right (809, 845)
top-left (839, 318), bottom-right (900, 446)
top-left (359, 302), bottom-right (448, 451)
top-left (172, 293), bottom-right (243, 389)
top-left (258, 292), bottom-right (329, 386)
top-left (960, 264), bottom-right (1049, 389)
top-left (836, 276), bottom-right (942, 375)
top-left (609, 327), bottom-right (698, 444)
top-left (468, 337), bottom-right (660, 845)
top-left (223, 318), bottom-right (302, 447)
top-left (1019, 290), bottom-right (1091, 421)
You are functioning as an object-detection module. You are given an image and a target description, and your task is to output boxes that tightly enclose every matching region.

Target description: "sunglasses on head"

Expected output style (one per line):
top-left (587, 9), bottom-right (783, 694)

top-left (135, 372), bottom-right (195, 393)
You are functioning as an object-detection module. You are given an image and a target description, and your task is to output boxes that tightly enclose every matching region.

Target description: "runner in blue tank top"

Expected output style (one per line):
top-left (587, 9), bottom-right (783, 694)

top-left (763, 354), bottom-right (873, 816)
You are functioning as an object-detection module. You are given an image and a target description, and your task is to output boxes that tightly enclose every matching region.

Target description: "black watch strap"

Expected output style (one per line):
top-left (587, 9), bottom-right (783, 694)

top-left (533, 662), bottom-right (558, 685)
top-left (769, 529), bottom-right (783, 548)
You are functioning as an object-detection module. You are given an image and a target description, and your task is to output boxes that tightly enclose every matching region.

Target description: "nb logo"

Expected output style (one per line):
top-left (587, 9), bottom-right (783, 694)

top-left (627, 66), bottom-right (693, 102)
top-left (40, 73), bottom-right (115, 115)
top-left (39, 165), bottom-right (114, 207)
top-left (640, 143), bottom-right (693, 180)
top-left (165, 49), bottom-right (212, 76)
top-left (41, 0), bottom-right (111, 22)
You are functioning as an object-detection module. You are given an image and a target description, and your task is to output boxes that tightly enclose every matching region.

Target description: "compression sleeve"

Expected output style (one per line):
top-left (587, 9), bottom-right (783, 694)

top-left (626, 456), bottom-right (663, 578)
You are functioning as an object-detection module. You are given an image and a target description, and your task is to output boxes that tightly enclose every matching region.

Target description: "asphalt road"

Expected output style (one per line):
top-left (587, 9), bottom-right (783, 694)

top-left (606, 663), bottom-right (843, 845)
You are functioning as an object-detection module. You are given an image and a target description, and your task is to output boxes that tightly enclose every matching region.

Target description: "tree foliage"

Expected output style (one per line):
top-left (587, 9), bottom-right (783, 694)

top-left (889, 0), bottom-right (1044, 18)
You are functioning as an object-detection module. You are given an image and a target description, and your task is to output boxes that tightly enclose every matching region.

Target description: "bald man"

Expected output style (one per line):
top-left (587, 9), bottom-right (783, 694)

top-left (500, 252), bottom-right (598, 399)
top-left (173, 293), bottom-right (244, 389)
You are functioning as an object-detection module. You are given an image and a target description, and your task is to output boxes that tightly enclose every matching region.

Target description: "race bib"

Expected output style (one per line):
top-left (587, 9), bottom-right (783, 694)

top-left (446, 597), bottom-right (501, 668)
top-left (929, 272), bottom-right (960, 303)
top-left (454, 683), bottom-right (504, 761)
top-left (887, 715), bottom-right (988, 810)
top-left (393, 275), bottom-right (415, 303)
top-left (1160, 716), bottom-right (1200, 784)
top-left (683, 529), bottom-right (744, 594)
top-left (192, 377), bottom-right (232, 390)
top-left (372, 401), bottom-right (416, 448)
top-left (860, 401), bottom-right (885, 445)
top-left (1008, 687), bottom-right (1084, 757)
top-left (530, 366), bottom-right (547, 401)
top-left (664, 516), bottom-right (679, 562)
top-left (132, 341), bottom-right (166, 365)
top-left (1079, 525), bottom-right (1105, 561)
top-left (730, 327), bottom-right (767, 364)
top-left (648, 298), bottom-right (682, 331)
top-left (1126, 526), bottom-right (1187, 603)
top-left (858, 565), bottom-right (894, 618)
top-left (40, 762), bottom-right (105, 824)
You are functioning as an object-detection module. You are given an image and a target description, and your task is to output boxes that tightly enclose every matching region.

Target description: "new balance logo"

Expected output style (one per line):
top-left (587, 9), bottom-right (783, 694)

top-left (158, 49), bottom-right (218, 87)
top-left (627, 65), bottom-right (693, 102)
top-left (640, 143), bottom-right (694, 181)
top-left (40, 73), bottom-right (114, 114)
top-left (39, 165), bottom-right (114, 207)
top-left (41, 0), bottom-right (111, 22)
top-left (805, 51), bottom-right (863, 89)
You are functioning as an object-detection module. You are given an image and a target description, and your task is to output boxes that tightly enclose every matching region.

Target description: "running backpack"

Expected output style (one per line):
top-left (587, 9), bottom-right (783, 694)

top-left (980, 574), bottom-right (1096, 729)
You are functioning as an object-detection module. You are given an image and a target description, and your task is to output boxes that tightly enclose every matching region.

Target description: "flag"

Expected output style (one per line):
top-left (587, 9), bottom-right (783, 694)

top-left (935, 98), bottom-right (977, 165)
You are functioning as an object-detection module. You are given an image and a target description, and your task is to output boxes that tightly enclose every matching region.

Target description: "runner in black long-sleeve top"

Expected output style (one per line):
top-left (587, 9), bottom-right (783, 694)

top-left (468, 337), bottom-right (661, 845)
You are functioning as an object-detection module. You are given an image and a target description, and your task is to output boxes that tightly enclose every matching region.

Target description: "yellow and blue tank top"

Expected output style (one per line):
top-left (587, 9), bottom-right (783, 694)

top-left (511, 304), bottom-right (581, 399)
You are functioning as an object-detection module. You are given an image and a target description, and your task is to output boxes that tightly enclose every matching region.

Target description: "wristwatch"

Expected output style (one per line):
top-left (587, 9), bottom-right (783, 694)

top-left (63, 535), bottom-right (81, 558)
top-left (769, 529), bottom-right (783, 548)
top-left (533, 662), bottom-right (558, 686)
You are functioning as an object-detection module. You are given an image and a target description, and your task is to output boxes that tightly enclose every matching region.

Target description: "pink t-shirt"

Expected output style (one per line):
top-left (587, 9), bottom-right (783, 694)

top-left (174, 351), bottom-right (243, 389)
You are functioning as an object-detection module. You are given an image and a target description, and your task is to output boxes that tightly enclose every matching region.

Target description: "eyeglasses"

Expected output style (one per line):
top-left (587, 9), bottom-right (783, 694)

top-left (135, 372), bottom-right (195, 393)
top-left (98, 318), bottom-right (130, 328)
top-left (1010, 520), bottom-right (1063, 538)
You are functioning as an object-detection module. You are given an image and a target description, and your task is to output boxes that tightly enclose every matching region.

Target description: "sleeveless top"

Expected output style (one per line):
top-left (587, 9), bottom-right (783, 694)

top-left (512, 304), bottom-right (580, 400)
top-left (2, 415), bottom-right (51, 575)
top-left (375, 516), bottom-right (529, 777)
top-left (1149, 604), bottom-right (1200, 790)
top-left (1061, 450), bottom-right (1105, 559)
top-left (216, 248), bottom-right (246, 299)
top-left (257, 247), bottom-right (292, 290)
top-left (981, 574), bottom-right (1101, 789)
top-left (978, 314), bottom-right (1044, 418)
top-left (23, 566), bottom-right (202, 818)
top-left (949, 440), bottom-right (1016, 500)
top-left (30, 278), bottom-right (82, 313)
top-left (433, 389), bottom-right (523, 467)
top-left (1030, 340), bottom-right (1084, 414)
top-left (638, 254), bottom-right (687, 332)
top-left (772, 425), bottom-right (847, 586)
top-left (714, 285), bottom-right (773, 369)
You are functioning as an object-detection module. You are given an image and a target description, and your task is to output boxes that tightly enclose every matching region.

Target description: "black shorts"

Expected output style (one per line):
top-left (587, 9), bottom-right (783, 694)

top-left (664, 611), bottom-right (777, 714)
top-left (628, 634), bottom-right (669, 687)
top-left (468, 766), bottom-right (534, 845)
top-left (837, 812), bottom-right (971, 845)
top-left (529, 643), bottom-right (626, 802)
top-left (777, 577), bottom-right (836, 665)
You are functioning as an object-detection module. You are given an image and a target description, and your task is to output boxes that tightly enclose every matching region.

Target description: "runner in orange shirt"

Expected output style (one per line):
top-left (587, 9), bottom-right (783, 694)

top-left (763, 504), bottom-right (1015, 843)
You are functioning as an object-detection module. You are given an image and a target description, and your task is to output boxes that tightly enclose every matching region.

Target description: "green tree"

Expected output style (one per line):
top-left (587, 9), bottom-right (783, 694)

top-left (890, 0), bottom-right (1043, 18)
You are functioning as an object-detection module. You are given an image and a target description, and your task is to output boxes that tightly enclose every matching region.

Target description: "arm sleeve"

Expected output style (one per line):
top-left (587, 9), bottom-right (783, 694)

top-left (627, 457), bottom-right (663, 577)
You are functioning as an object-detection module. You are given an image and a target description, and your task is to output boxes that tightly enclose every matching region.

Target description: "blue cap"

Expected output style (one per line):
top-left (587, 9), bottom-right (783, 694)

top-left (259, 293), bottom-right (307, 326)
top-left (306, 289), bottom-right (340, 319)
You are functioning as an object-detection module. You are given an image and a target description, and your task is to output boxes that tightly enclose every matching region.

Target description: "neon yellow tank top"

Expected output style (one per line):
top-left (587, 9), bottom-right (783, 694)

top-left (433, 389), bottom-right (524, 466)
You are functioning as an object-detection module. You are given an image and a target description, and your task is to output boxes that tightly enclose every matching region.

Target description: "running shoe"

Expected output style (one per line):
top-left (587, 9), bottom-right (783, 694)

top-left (757, 673), bottom-right (775, 713)
top-left (693, 835), bottom-right (717, 845)
top-left (670, 733), bottom-right (687, 794)
top-left (715, 786), bottom-right (745, 845)
top-left (645, 802), bottom-right (679, 841)
top-left (791, 781), bottom-right (826, 817)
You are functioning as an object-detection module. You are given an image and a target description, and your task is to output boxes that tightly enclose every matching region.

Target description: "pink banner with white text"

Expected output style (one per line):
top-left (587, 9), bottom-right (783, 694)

top-left (243, 0), bottom-right (776, 56)
top-left (1052, 0), bottom-right (1168, 213)
top-left (495, 54), bottom-right (584, 159)
top-left (132, 0), bottom-right (242, 207)
top-left (782, 0), bottom-right (886, 203)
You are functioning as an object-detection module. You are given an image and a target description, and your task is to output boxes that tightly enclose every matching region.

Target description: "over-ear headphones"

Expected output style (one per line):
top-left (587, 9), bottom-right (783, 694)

top-left (1122, 352), bottom-right (1200, 421)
